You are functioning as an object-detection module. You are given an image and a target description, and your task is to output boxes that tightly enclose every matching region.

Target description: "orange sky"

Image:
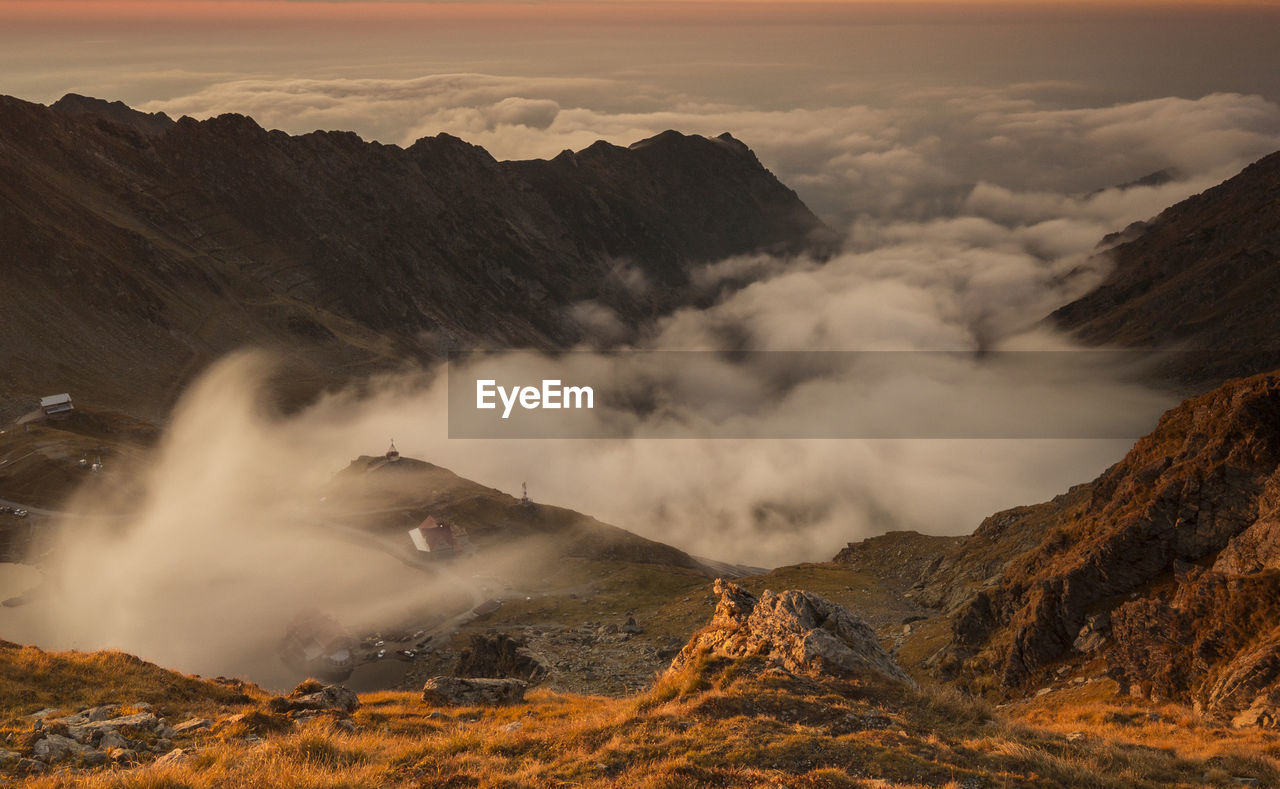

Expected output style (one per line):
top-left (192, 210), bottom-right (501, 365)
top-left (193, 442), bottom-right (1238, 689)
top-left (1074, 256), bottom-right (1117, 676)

top-left (3, 0), bottom-right (1278, 25)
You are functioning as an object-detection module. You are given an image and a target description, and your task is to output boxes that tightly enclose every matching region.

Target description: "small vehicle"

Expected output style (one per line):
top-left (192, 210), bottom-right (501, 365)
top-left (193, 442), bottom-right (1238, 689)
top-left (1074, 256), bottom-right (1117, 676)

top-left (14, 510), bottom-right (27, 518)
top-left (395, 649), bottom-right (416, 660)
top-left (376, 649), bottom-right (387, 659)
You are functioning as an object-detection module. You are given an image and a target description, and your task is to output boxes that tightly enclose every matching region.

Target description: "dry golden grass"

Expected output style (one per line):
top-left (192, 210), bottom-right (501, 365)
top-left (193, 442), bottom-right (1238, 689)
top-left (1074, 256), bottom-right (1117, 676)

top-left (0, 641), bottom-right (263, 725)
top-left (5, 649), bottom-right (1277, 788)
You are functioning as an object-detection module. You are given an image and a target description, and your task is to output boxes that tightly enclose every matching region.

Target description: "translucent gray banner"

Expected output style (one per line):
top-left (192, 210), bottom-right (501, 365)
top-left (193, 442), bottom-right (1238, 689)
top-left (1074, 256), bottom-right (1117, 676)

top-left (445, 350), bottom-right (1232, 439)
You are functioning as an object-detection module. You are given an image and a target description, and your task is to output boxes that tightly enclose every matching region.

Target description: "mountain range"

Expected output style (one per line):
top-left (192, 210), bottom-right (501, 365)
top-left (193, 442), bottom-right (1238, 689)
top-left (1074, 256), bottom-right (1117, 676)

top-left (0, 93), bottom-right (832, 420)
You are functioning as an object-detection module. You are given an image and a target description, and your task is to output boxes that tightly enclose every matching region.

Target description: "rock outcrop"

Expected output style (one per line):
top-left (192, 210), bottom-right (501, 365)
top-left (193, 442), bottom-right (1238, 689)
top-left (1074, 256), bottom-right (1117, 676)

top-left (267, 680), bottom-right (360, 716)
top-left (421, 677), bottom-right (529, 706)
top-left (668, 579), bottom-right (914, 685)
top-left (26, 705), bottom-right (188, 765)
top-left (939, 372), bottom-right (1280, 723)
top-left (454, 634), bottom-right (549, 684)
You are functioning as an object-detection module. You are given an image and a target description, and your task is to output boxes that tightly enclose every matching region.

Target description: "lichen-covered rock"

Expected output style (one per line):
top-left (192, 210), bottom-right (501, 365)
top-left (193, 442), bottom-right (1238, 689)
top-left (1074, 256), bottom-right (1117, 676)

top-left (421, 676), bottom-right (528, 706)
top-left (668, 580), bottom-right (914, 686)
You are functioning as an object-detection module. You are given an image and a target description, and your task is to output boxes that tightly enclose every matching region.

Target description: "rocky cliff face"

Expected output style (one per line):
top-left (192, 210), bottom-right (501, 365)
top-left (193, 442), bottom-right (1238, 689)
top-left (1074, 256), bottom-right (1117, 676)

top-left (0, 94), bottom-right (831, 419)
top-left (1052, 150), bottom-right (1280, 390)
top-left (935, 372), bottom-right (1280, 720)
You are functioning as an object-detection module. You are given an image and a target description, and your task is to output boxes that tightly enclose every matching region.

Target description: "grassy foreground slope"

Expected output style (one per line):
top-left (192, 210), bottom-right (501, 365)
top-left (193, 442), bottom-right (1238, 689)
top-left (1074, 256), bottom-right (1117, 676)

top-left (1, 642), bottom-right (1277, 787)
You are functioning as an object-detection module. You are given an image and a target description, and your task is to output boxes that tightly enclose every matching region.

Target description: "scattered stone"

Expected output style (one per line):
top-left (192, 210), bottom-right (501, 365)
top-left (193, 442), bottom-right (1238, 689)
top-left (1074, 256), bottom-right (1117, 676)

top-left (15, 758), bottom-right (47, 775)
top-left (332, 718), bottom-right (356, 733)
top-left (80, 749), bottom-right (110, 767)
top-left (153, 748), bottom-right (188, 766)
top-left (621, 616), bottom-right (643, 635)
top-left (33, 733), bottom-right (88, 763)
top-left (0, 749), bottom-right (21, 765)
top-left (98, 730), bottom-right (134, 751)
top-left (172, 718), bottom-right (212, 735)
top-left (421, 676), bottom-right (528, 706)
top-left (107, 748), bottom-right (137, 764)
top-left (85, 705), bottom-right (121, 722)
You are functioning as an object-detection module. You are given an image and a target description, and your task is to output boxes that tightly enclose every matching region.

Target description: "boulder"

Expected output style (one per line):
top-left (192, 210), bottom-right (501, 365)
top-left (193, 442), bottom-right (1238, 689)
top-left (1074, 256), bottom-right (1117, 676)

top-left (268, 681), bottom-right (360, 715)
top-left (421, 676), bottom-right (528, 706)
top-left (213, 711), bottom-right (294, 737)
top-left (15, 758), bottom-right (47, 775)
top-left (80, 750), bottom-right (110, 767)
top-left (667, 580), bottom-right (914, 685)
top-left (97, 730), bottom-right (134, 751)
top-left (153, 748), bottom-right (188, 766)
top-left (454, 634), bottom-right (548, 684)
top-left (171, 718), bottom-right (212, 735)
top-left (33, 733), bottom-right (88, 763)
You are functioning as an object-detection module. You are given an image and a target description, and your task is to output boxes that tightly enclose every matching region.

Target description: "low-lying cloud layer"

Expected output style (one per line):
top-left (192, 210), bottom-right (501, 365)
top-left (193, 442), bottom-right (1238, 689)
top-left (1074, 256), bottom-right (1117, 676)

top-left (61, 77), bottom-right (1280, 569)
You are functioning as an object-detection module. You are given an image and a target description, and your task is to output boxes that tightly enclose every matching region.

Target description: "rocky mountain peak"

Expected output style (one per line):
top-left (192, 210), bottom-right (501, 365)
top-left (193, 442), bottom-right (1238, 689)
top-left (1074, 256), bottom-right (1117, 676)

top-left (50, 93), bottom-right (175, 136)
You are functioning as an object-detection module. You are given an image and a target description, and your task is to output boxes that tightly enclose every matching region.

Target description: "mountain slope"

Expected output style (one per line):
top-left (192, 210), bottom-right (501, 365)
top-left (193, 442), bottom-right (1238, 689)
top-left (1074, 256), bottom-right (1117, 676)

top-left (0, 94), bottom-right (831, 420)
top-left (1052, 150), bottom-right (1280, 388)
top-left (918, 371), bottom-right (1280, 724)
